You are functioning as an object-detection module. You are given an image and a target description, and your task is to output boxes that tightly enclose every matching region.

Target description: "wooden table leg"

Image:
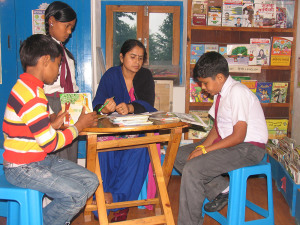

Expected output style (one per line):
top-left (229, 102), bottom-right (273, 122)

top-left (147, 133), bottom-right (175, 225)
top-left (95, 154), bottom-right (109, 225)
top-left (84, 134), bottom-right (98, 222)
top-left (162, 127), bottom-right (182, 186)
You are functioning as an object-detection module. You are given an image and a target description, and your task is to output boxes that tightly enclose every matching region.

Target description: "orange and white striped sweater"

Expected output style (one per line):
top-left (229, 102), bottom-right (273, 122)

top-left (3, 73), bottom-right (77, 164)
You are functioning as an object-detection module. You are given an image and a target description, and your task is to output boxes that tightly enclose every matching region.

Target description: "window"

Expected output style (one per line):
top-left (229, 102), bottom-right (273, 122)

top-left (103, 2), bottom-right (182, 85)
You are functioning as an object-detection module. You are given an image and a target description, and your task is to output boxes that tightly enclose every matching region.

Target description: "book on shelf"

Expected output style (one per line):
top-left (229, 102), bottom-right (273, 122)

top-left (190, 78), bottom-right (214, 102)
top-left (275, 0), bottom-right (295, 28)
top-left (222, 3), bottom-right (243, 27)
top-left (254, 43), bottom-right (271, 66)
top-left (60, 93), bottom-right (93, 126)
top-left (232, 76), bottom-right (251, 82)
top-left (250, 38), bottom-right (271, 44)
top-left (270, 36), bottom-right (293, 66)
top-left (242, 1), bottom-right (255, 27)
top-left (192, 0), bottom-right (208, 25)
top-left (226, 44), bottom-right (253, 65)
top-left (207, 6), bottom-right (222, 26)
top-left (241, 80), bottom-right (258, 93)
top-left (266, 119), bottom-right (288, 139)
top-left (256, 82), bottom-right (273, 103)
top-left (219, 46), bottom-right (227, 55)
top-left (253, 1), bottom-right (276, 27)
top-left (205, 44), bottom-right (219, 53)
top-left (271, 82), bottom-right (288, 103)
top-left (190, 44), bottom-right (205, 64)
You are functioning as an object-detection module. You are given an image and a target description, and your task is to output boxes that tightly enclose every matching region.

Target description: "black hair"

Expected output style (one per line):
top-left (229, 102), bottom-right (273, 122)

top-left (120, 39), bottom-right (147, 64)
top-left (45, 1), bottom-right (77, 35)
top-left (19, 34), bottom-right (63, 71)
top-left (193, 52), bottom-right (229, 82)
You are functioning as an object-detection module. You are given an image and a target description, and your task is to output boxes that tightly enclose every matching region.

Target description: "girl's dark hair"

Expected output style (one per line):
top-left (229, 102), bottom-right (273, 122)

top-left (45, 1), bottom-right (77, 35)
top-left (120, 39), bottom-right (147, 64)
top-left (45, 1), bottom-right (76, 60)
top-left (193, 52), bottom-right (229, 82)
top-left (20, 34), bottom-right (63, 72)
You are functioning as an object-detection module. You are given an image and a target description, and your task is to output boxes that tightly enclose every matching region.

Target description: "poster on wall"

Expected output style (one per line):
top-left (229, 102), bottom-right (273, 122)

top-left (32, 3), bottom-right (49, 35)
top-left (32, 9), bottom-right (46, 34)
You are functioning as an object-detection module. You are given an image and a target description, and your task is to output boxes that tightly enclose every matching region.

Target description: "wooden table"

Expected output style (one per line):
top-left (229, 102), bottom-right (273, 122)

top-left (81, 117), bottom-right (188, 225)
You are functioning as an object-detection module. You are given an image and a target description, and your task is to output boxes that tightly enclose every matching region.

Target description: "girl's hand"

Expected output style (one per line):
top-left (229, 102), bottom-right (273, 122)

top-left (116, 103), bottom-right (129, 115)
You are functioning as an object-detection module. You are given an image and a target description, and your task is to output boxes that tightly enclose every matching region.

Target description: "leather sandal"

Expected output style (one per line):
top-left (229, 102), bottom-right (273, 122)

top-left (111, 208), bottom-right (129, 222)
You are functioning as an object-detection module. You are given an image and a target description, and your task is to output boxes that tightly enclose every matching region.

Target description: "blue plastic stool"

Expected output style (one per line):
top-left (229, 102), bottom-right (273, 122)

top-left (202, 161), bottom-right (274, 225)
top-left (0, 148), bottom-right (44, 225)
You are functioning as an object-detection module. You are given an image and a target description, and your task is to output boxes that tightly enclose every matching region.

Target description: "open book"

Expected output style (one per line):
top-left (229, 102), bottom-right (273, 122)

top-left (149, 112), bottom-right (208, 127)
top-left (60, 93), bottom-right (93, 126)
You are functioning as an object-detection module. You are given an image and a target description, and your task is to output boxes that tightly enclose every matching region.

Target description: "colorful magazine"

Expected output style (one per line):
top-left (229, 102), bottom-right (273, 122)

top-left (241, 80), bottom-right (258, 93)
top-left (192, 0), bottom-right (208, 25)
top-left (190, 44), bottom-right (205, 64)
top-left (271, 82), bottom-right (288, 103)
top-left (256, 82), bottom-right (273, 103)
top-left (270, 37), bottom-right (293, 66)
top-left (222, 3), bottom-right (243, 27)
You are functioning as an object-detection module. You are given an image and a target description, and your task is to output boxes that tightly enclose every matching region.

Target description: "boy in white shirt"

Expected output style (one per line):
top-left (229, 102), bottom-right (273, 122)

top-left (174, 51), bottom-right (268, 225)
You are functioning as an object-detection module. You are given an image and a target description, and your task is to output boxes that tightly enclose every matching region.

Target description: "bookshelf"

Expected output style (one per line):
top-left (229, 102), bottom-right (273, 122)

top-left (185, 0), bottom-right (298, 138)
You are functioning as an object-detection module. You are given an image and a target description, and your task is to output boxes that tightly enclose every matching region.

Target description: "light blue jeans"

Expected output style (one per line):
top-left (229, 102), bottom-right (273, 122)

top-left (4, 155), bottom-right (99, 225)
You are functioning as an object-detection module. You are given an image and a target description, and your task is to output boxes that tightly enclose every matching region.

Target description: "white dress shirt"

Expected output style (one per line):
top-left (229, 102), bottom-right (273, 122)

top-left (209, 75), bottom-right (268, 144)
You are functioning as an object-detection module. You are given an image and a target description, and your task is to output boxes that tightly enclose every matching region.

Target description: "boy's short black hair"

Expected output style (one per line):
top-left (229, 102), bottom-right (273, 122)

top-left (193, 51), bottom-right (229, 82)
top-left (20, 34), bottom-right (63, 71)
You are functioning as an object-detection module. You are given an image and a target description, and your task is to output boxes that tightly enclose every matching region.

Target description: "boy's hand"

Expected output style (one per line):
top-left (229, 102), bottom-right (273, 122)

top-left (50, 111), bottom-right (68, 130)
top-left (75, 106), bottom-right (98, 132)
top-left (188, 148), bottom-right (203, 160)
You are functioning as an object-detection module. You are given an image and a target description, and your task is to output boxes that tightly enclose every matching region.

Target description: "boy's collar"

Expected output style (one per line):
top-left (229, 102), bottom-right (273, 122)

top-left (20, 73), bottom-right (44, 88)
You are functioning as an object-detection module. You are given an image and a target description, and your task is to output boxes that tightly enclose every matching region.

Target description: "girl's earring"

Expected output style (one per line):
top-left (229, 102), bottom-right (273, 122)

top-left (50, 23), bottom-right (53, 27)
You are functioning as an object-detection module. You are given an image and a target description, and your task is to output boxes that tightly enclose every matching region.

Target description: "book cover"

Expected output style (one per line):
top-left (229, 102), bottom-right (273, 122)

top-left (60, 93), bottom-right (93, 126)
top-left (275, 0), bottom-right (295, 28)
top-left (254, 43), bottom-right (271, 65)
top-left (253, 1), bottom-right (276, 27)
top-left (256, 82), bottom-right (273, 103)
top-left (250, 38), bottom-right (271, 44)
top-left (232, 76), bottom-right (251, 82)
top-left (207, 0), bottom-right (223, 26)
top-left (219, 46), bottom-right (227, 55)
top-left (242, 1), bottom-right (255, 27)
top-left (226, 44), bottom-right (255, 65)
top-left (270, 37), bottom-right (293, 66)
top-left (190, 78), bottom-right (202, 102)
top-left (207, 6), bottom-right (222, 26)
top-left (266, 119), bottom-right (288, 139)
top-left (192, 0), bottom-right (208, 25)
top-left (271, 82), bottom-right (288, 103)
top-left (205, 44), bottom-right (219, 53)
top-left (222, 3), bottom-right (243, 27)
top-left (190, 78), bottom-right (214, 102)
top-left (241, 80), bottom-right (258, 93)
top-left (190, 44), bottom-right (205, 64)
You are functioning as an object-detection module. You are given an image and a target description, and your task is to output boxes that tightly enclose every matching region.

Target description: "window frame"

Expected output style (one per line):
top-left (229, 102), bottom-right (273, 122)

top-left (101, 0), bottom-right (184, 84)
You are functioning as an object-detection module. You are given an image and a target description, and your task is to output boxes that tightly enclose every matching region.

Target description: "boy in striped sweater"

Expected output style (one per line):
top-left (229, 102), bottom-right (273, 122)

top-left (2, 34), bottom-right (99, 225)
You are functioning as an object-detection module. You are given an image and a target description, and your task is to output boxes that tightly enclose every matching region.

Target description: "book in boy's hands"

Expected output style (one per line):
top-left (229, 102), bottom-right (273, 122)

top-left (271, 82), bottom-right (288, 103)
top-left (270, 37), bottom-right (293, 66)
top-left (241, 80), bottom-right (258, 94)
top-left (256, 82), bottom-right (273, 103)
top-left (172, 112), bottom-right (208, 127)
top-left (60, 93), bottom-right (93, 126)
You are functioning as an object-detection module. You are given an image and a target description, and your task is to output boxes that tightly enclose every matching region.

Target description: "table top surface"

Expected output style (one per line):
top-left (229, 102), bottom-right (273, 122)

top-left (81, 116), bottom-right (188, 134)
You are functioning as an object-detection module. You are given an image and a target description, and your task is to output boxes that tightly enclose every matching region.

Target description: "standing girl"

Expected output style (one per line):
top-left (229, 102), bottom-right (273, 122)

top-left (44, 1), bottom-right (79, 163)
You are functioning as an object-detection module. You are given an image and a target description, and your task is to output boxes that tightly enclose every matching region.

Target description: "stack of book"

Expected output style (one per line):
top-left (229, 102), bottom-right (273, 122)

top-left (191, 0), bottom-right (295, 28)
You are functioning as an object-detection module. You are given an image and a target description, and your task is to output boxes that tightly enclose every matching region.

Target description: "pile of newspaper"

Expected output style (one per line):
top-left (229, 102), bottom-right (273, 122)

top-left (266, 137), bottom-right (300, 184)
